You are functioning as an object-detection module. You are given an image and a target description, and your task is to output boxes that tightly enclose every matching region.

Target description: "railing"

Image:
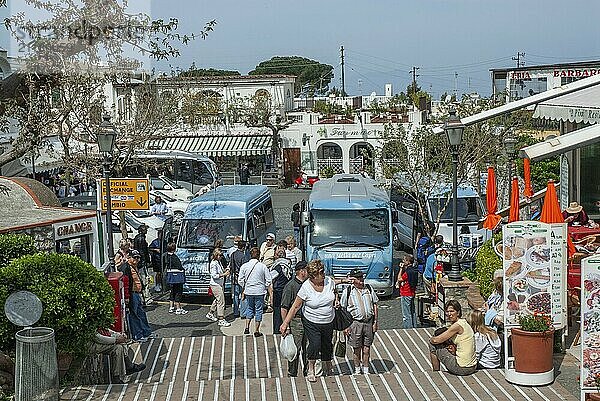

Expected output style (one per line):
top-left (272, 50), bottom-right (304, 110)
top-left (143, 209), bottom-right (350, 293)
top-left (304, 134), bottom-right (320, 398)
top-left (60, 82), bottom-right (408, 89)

top-left (349, 157), bottom-right (364, 174)
top-left (316, 158), bottom-right (343, 175)
top-left (220, 171), bottom-right (237, 185)
top-left (260, 171), bottom-right (279, 187)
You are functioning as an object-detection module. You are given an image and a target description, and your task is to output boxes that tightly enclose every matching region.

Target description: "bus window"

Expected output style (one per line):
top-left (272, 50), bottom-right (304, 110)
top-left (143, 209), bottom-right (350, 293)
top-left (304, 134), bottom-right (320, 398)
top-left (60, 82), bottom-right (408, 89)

top-left (253, 209), bottom-right (266, 238)
top-left (193, 161), bottom-right (213, 186)
top-left (263, 200), bottom-right (274, 226)
top-left (246, 218), bottom-right (255, 243)
top-left (177, 160), bottom-right (194, 183)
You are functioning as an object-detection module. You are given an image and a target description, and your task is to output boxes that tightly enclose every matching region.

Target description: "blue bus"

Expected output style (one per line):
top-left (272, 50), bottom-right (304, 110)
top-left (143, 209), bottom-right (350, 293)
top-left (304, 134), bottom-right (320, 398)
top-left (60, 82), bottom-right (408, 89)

top-left (176, 185), bottom-right (275, 295)
top-left (304, 174), bottom-right (394, 296)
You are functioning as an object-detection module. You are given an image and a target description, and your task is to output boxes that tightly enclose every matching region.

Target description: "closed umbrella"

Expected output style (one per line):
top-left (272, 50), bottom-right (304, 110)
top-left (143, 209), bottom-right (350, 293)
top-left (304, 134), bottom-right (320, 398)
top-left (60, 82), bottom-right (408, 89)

top-left (523, 158), bottom-right (534, 198)
top-left (540, 180), bottom-right (575, 256)
top-left (509, 177), bottom-right (520, 223)
top-left (483, 166), bottom-right (501, 230)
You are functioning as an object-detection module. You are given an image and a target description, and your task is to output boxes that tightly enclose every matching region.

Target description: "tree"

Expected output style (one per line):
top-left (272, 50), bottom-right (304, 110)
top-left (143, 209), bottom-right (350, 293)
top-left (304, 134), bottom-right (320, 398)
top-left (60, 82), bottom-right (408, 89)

top-left (249, 56), bottom-right (334, 95)
top-left (179, 63), bottom-right (240, 77)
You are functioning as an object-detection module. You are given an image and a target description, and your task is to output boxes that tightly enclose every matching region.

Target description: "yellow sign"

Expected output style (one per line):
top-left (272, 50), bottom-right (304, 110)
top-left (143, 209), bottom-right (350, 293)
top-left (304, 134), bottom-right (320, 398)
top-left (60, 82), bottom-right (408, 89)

top-left (98, 178), bottom-right (149, 211)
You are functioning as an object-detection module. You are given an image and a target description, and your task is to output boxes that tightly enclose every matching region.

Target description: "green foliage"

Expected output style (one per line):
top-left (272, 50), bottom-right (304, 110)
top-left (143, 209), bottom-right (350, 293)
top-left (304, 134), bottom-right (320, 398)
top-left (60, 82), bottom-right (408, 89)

top-left (474, 232), bottom-right (502, 298)
top-left (249, 56), bottom-right (334, 95)
top-left (518, 314), bottom-right (552, 332)
top-left (0, 254), bottom-right (115, 357)
top-left (515, 134), bottom-right (560, 192)
top-left (320, 167), bottom-right (335, 178)
top-left (179, 63), bottom-right (240, 77)
top-left (0, 234), bottom-right (36, 269)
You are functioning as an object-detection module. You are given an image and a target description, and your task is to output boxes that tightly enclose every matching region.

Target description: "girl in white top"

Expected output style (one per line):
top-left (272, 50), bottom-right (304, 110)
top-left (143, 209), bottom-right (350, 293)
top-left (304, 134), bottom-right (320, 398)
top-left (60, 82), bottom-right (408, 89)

top-left (467, 309), bottom-right (501, 369)
top-left (207, 248), bottom-right (231, 327)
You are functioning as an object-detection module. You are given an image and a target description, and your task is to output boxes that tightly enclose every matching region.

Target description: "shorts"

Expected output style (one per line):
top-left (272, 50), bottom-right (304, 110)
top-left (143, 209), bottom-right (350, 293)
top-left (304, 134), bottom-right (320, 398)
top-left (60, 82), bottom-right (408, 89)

top-left (245, 294), bottom-right (264, 322)
top-left (428, 343), bottom-right (476, 376)
top-left (347, 319), bottom-right (375, 348)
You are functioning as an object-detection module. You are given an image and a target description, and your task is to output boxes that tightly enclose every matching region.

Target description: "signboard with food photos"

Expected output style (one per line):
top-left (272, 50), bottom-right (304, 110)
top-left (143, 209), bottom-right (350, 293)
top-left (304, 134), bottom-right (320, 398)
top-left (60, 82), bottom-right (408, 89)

top-left (502, 221), bottom-right (566, 328)
top-left (580, 256), bottom-right (600, 397)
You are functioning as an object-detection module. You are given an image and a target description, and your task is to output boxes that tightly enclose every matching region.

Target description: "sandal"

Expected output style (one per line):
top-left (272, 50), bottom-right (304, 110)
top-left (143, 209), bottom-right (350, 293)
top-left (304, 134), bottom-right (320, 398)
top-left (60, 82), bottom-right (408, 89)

top-left (306, 372), bottom-right (316, 383)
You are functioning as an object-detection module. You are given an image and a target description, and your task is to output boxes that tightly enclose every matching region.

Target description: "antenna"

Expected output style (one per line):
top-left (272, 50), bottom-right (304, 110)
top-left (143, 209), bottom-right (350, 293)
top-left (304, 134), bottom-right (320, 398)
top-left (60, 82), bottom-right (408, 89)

top-left (348, 184), bottom-right (351, 203)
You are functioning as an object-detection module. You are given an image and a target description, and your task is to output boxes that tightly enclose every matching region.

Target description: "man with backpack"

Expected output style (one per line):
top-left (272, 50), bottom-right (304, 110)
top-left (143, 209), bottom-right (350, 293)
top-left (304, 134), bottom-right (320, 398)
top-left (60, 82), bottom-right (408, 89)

top-left (397, 255), bottom-right (419, 328)
top-left (340, 268), bottom-right (379, 375)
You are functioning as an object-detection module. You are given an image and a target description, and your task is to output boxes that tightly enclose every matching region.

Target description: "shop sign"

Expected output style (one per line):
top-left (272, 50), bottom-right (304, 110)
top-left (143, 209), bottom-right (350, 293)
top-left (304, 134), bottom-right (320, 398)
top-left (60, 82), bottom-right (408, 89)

top-left (97, 178), bottom-right (149, 211)
top-left (560, 155), bottom-right (569, 211)
top-left (54, 218), bottom-right (95, 240)
top-left (580, 256), bottom-right (600, 397)
top-left (553, 68), bottom-right (600, 78)
top-left (502, 221), bottom-right (565, 329)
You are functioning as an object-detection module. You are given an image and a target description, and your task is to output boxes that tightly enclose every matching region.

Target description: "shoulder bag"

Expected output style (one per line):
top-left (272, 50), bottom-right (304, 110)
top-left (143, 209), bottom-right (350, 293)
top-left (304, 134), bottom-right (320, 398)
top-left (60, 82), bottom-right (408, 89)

top-left (333, 283), bottom-right (353, 331)
top-left (241, 261), bottom-right (259, 300)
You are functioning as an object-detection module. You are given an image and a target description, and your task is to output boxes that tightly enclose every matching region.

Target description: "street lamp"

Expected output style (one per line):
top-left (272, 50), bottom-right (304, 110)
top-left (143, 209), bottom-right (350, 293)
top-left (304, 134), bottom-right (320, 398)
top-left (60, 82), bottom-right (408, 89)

top-left (97, 115), bottom-right (117, 268)
top-left (504, 136), bottom-right (518, 199)
top-left (444, 109), bottom-right (465, 282)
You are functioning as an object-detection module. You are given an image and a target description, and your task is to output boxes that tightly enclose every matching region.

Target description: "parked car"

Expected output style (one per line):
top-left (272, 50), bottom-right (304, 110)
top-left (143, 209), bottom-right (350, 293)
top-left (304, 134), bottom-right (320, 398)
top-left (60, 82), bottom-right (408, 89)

top-left (148, 190), bottom-right (190, 225)
top-left (148, 176), bottom-right (194, 201)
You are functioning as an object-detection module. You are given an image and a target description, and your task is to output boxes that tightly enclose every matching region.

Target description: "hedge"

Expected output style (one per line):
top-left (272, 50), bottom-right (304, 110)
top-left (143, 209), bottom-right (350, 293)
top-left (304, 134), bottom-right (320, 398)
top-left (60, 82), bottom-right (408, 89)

top-left (0, 234), bottom-right (36, 268)
top-left (473, 232), bottom-right (503, 298)
top-left (0, 254), bottom-right (115, 357)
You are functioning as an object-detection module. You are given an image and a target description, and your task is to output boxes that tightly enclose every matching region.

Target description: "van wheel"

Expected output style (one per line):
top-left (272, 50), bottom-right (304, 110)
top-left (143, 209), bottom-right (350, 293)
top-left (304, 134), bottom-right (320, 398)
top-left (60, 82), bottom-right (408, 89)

top-left (393, 230), bottom-right (401, 251)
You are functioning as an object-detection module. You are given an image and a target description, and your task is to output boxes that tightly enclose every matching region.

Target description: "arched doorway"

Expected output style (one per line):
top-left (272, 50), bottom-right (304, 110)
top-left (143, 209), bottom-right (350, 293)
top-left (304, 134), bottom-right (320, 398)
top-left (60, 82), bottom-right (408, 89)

top-left (349, 142), bottom-right (374, 174)
top-left (316, 142), bottom-right (343, 176)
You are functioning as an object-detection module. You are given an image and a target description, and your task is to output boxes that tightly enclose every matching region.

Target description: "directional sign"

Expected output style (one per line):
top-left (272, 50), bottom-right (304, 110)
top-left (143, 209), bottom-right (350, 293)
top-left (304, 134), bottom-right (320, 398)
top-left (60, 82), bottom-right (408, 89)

top-left (98, 178), bottom-right (149, 211)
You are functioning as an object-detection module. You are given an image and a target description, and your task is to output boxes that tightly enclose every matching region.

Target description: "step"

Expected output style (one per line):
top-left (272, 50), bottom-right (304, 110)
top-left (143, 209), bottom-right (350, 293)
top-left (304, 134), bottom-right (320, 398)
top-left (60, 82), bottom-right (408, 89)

top-left (125, 328), bottom-right (440, 383)
top-left (61, 370), bottom-right (577, 401)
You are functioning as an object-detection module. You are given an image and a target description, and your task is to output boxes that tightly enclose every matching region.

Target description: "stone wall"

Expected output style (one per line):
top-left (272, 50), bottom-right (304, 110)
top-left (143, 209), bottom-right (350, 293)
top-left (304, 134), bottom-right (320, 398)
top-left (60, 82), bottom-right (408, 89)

top-left (13, 226), bottom-right (55, 253)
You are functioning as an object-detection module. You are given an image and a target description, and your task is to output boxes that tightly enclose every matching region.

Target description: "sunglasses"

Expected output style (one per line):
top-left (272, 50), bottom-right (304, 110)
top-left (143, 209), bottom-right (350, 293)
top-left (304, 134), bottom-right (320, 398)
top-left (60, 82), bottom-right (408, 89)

top-left (316, 269), bottom-right (325, 275)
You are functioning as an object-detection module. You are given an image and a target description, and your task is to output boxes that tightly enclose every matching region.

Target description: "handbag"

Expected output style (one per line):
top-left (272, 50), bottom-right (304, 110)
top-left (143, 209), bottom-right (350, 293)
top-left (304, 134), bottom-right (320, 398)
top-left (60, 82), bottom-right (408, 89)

top-left (333, 307), bottom-right (353, 331)
top-left (166, 254), bottom-right (186, 284)
top-left (334, 332), bottom-right (346, 358)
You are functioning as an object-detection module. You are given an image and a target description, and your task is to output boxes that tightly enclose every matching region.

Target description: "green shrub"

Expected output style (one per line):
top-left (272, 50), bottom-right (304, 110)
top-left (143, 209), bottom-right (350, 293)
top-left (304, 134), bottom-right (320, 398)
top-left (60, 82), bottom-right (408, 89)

top-left (0, 234), bottom-right (36, 268)
top-left (474, 232), bottom-right (502, 298)
top-left (0, 254), bottom-right (115, 357)
top-left (320, 166), bottom-right (335, 178)
top-left (518, 314), bottom-right (552, 332)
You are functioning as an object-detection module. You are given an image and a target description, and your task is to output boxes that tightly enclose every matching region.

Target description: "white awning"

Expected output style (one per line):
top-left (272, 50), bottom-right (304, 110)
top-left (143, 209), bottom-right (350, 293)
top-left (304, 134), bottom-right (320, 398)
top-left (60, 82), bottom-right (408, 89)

top-left (533, 84), bottom-right (600, 124)
top-left (148, 135), bottom-right (273, 157)
top-left (519, 124), bottom-right (600, 161)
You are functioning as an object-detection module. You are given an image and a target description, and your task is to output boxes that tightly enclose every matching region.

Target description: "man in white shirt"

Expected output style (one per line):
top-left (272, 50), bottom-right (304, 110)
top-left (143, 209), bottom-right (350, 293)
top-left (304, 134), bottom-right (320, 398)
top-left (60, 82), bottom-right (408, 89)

top-left (150, 195), bottom-right (168, 216)
top-left (340, 268), bottom-right (379, 375)
top-left (239, 247), bottom-right (272, 337)
top-left (259, 233), bottom-right (276, 268)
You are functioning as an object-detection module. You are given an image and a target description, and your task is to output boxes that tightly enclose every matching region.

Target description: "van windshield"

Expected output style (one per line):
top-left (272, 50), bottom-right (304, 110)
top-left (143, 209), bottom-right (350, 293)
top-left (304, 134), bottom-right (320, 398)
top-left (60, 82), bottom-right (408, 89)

top-left (310, 209), bottom-right (389, 247)
top-left (429, 197), bottom-right (482, 223)
top-left (178, 219), bottom-right (244, 249)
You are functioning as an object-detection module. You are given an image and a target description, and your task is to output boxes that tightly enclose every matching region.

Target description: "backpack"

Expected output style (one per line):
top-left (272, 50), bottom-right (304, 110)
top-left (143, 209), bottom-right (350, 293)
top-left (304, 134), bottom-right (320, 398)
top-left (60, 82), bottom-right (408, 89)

top-left (416, 236), bottom-right (433, 264)
top-left (406, 265), bottom-right (419, 291)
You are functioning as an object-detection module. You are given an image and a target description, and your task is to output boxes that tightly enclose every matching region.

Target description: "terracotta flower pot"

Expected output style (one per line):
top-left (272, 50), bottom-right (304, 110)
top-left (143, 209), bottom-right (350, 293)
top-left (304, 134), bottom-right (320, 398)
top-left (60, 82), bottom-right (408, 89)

top-left (511, 328), bottom-right (554, 374)
top-left (586, 393), bottom-right (600, 401)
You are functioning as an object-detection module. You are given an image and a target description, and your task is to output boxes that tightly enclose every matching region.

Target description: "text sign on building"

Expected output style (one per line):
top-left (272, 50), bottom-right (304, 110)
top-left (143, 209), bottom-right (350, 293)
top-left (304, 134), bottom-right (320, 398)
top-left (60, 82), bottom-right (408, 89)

top-left (53, 218), bottom-right (96, 240)
top-left (98, 178), bottom-right (149, 211)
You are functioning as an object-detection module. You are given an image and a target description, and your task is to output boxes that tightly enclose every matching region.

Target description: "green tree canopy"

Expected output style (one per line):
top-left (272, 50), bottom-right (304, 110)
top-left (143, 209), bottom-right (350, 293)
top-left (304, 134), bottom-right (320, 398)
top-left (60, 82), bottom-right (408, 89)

top-left (179, 63), bottom-right (240, 77)
top-left (249, 56), bottom-right (334, 95)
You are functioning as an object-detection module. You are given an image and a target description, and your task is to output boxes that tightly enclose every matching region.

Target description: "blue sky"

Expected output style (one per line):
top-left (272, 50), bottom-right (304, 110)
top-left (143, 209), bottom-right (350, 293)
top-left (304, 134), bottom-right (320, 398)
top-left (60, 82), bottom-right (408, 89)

top-left (3, 1), bottom-right (600, 98)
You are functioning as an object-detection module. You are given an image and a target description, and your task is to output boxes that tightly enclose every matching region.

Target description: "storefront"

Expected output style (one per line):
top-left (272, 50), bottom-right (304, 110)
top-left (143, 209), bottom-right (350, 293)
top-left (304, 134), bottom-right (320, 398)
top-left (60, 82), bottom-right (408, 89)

top-left (53, 217), bottom-right (99, 264)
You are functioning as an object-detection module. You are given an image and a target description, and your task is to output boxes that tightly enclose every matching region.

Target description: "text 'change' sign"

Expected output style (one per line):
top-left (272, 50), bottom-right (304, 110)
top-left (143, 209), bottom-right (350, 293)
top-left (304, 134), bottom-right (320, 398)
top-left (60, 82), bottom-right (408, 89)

top-left (98, 178), bottom-right (149, 211)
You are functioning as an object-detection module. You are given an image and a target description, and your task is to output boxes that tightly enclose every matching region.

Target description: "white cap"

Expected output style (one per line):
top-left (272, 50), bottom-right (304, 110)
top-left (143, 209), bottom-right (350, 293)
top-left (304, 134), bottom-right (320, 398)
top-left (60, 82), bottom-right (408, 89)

top-left (266, 233), bottom-right (275, 240)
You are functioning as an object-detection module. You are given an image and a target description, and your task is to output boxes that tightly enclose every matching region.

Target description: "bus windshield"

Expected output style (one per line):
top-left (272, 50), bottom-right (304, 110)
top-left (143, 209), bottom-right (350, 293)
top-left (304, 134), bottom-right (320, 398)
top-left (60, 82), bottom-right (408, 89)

top-left (178, 219), bottom-right (244, 249)
top-left (310, 209), bottom-right (389, 247)
top-left (429, 197), bottom-right (483, 223)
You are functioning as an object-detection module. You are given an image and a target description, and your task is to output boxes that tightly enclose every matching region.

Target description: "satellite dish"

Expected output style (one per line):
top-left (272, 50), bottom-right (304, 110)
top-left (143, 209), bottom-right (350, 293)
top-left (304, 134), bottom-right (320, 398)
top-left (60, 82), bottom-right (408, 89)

top-left (4, 291), bottom-right (43, 327)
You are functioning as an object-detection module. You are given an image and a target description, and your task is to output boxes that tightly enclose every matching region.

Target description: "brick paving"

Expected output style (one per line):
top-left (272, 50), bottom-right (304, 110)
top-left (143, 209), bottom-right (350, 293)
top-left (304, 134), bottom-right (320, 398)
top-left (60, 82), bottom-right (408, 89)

top-left (61, 328), bottom-right (576, 401)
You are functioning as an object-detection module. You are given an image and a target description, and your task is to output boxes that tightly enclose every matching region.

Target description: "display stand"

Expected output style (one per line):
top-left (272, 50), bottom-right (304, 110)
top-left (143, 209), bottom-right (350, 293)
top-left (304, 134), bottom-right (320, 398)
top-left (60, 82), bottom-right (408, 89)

top-left (579, 256), bottom-right (600, 401)
top-left (502, 222), bottom-right (566, 386)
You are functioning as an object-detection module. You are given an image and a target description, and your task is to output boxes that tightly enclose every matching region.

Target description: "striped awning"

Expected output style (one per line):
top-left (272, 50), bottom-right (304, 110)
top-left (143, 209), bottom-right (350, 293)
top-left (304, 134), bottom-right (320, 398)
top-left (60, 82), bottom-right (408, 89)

top-left (148, 135), bottom-right (273, 157)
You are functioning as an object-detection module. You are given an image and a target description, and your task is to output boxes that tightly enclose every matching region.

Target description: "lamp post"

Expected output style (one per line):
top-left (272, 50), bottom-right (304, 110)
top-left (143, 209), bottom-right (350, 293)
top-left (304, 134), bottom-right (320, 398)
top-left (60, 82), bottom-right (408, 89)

top-left (444, 109), bottom-right (465, 282)
top-left (504, 136), bottom-right (518, 200)
top-left (97, 115), bottom-right (117, 267)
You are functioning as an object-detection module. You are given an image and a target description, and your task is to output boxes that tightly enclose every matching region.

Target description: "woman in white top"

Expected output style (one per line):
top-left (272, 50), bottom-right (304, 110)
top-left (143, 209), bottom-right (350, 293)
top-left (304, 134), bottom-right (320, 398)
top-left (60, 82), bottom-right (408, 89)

top-left (280, 259), bottom-right (337, 382)
top-left (206, 248), bottom-right (231, 327)
top-left (467, 309), bottom-right (502, 369)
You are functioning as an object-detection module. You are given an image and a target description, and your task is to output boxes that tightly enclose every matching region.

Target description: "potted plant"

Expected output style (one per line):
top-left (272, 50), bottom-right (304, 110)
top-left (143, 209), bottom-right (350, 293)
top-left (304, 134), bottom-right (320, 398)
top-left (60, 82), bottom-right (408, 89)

top-left (512, 314), bottom-right (554, 374)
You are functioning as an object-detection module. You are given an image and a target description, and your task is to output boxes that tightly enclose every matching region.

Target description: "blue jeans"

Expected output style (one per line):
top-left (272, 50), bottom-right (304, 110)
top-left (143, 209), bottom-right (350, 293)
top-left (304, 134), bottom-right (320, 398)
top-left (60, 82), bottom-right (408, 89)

top-left (401, 295), bottom-right (417, 329)
top-left (293, 227), bottom-right (300, 243)
top-left (128, 292), bottom-right (152, 340)
top-left (233, 284), bottom-right (247, 317)
top-left (245, 294), bottom-right (264, 322)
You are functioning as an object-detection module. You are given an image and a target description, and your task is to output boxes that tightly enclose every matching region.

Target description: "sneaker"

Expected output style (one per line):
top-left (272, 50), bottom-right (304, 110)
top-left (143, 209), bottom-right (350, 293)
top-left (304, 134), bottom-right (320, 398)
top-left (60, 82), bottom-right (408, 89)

top-left (168, 307), bottom-right (176, 313)
top-left (354, 367), bottom-right (362, 375)
top-left (265, 305), bottom-right (273, 313)
top-left (206, 312), bottom-right (218, 322)
top-left (218, 319), bottom-right (231, 327)
top-left (136, 337), bottom-right (148, 343)
top-left (244, 328), bottom-right (250, 335)
top-left (253, 331), bottom-right (263, 337)
top-left (176, 308), bottom-right (188, 315)
top-left (362, 366), bottom-right (370, 375)
top-left (125, 362), bottom-right (146, 375)
top-left (146, 332), bottom-right (158, 339)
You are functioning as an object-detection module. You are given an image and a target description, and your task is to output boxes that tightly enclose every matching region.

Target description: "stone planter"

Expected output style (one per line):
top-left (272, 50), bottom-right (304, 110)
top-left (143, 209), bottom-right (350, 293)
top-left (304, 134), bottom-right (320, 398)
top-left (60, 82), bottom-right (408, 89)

top-left (57, 352), bottom-right (73, 379)
top-left (511, 328), bottom-right (554, 374)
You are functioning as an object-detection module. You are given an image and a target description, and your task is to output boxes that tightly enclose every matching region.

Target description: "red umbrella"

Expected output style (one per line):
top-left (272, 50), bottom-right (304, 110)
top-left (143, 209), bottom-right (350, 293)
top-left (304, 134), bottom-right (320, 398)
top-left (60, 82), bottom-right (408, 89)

top-left (483, 166), bottom-right (501, 230)
top-left (509, 177), bottom-right (520, 222)
top-left (539, 180), bottom-right (576, 256)
top-left (523, 158), bottom-right (534, 198)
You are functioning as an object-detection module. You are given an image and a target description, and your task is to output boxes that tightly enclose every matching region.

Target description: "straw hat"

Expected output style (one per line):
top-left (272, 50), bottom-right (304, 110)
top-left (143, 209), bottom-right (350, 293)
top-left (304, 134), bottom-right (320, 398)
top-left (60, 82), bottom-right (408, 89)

top-left (566, 201), bottom-right (583, 214)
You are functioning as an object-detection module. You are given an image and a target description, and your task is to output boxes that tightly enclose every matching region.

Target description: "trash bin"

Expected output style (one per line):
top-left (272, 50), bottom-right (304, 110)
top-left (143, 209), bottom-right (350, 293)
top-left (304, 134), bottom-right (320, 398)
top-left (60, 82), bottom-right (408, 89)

top-left (106, 272), bottom-right (127, 333)
top-left (15, 327), bottom-right (59, 401)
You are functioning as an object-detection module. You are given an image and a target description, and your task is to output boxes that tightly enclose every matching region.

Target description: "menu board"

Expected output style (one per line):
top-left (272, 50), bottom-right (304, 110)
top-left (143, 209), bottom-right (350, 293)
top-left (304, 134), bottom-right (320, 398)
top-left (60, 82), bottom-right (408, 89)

top-left (550, 223), bottom-right (567, 328)
top-left (503, 222), bottom-right (564, 327)
top-left (581, 257), bottom-right (600, 392)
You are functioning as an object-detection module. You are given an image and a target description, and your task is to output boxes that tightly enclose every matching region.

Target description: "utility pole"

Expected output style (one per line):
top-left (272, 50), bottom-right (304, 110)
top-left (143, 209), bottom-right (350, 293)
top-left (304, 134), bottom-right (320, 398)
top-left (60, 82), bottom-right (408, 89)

top-left (454, 72), bottom-right (458, 98)
top-left (512, 51), bottom-right (525, 68)
top-left (410, 66), bottom-right (419, 94)
top-left (340, 45), bottom-right (345, 96)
